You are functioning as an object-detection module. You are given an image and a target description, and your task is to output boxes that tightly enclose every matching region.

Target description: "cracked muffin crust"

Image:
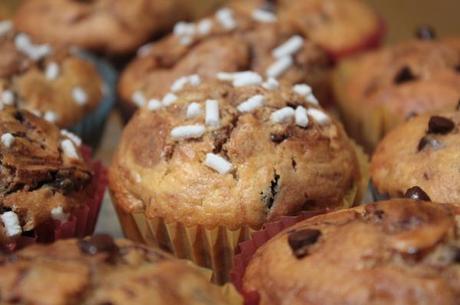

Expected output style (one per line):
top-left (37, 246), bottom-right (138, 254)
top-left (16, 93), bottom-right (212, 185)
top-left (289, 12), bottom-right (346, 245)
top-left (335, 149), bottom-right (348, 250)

top-left (0, 106), bottom-right (94, 245)
top-left (243, 199), bottom-right (460, 305)
top-left (118, 1), bottom-right (332, 119)
top-left (371, 111), bottom-right (460, 205)
top-left (0, 21), bottom-right (103, 129)
top-left (13, 0), bottom-right (225, 55)
top-left (0, 235), bottom-right (234, 305)
top-left (110, 78), bottom-right (364, 230)
top-left (333, 38), bottom-right (460, 152)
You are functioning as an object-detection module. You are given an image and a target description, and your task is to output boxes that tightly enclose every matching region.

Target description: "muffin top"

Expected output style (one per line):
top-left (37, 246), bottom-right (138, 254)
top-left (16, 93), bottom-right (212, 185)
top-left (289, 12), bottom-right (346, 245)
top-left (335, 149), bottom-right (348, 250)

top-left (13, 0), bottom-right (222, 55)
top-left (118, 1), bottom-right (331, 114)
top-left (110, 78), bottom-right (363, 230)
top-left (0, 21), bottom-right (103, 128)
top-left (0, 235), bottom-right (233, 305)
top-left (0, 106), bottom-right (93, 244)
top-left (243, 199), bottom-right (460, 305)
top-left (371, 111), bottom-right (460, 204)
top-left (277, 0), bottom-right (384, 59)
top-left (333, 38), bottom-right (460, 149)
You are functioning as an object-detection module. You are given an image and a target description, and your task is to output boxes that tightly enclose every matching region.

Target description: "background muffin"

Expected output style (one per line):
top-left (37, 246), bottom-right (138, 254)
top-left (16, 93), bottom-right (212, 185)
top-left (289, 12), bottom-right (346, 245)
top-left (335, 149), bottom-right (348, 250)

top-left (110, 77), bottom-right (365, 282)
top-left (371, 111), bottom-right (460, 204)
top-left (118, 1), bottom-right (332, 120)
top-left (0, 235), bottom-right (237, 305)
top-left (243, 199), bottom-right (460, 305)
top-left (333, 37), bottom-right (460, 151)
top-left (14, 0), bottom-right (226, 55)
top-left (0, 107), bottom-right (105, 250)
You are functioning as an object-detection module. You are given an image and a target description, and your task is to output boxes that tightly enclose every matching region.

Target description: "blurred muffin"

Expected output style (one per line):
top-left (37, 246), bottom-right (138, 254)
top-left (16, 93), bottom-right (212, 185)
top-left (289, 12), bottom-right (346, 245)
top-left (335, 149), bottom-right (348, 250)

top-left (333, 38), bottom-right (460, 152)
top-left (0, 235), bottom-right (236, 305)
top-left (243, 199), bottom-right (460, 305)
top-left (0, 0), bottom-right (20, 20)
top-left (277, 0), bottom-right (385, 60)
top-left (0, 21), bottom-right (105, 126)
top-left (14, 0), bottom-right (226, 55)
top-left (0, 106), bottom-right (105, 250)
top-left (371, 111), bottom-right (460, 204)
top-left (118, 1), bottom-right (332, 120)
top-left (110, 76), bottom-right (366, 282)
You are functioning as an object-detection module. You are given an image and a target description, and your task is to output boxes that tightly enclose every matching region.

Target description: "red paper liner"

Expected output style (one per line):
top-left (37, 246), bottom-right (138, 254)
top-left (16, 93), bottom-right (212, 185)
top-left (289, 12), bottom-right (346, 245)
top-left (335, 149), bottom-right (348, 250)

top-left (1, 145), bottom-right (107, 252)
top-left (230, 209), bottom-right (329, 305)
top-left (326, 17), bottom-right (386, 62)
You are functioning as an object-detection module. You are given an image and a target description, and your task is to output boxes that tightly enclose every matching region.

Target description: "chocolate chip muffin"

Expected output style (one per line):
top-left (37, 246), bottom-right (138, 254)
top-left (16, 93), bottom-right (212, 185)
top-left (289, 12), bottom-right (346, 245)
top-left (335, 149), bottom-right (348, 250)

top-left (277, 0), bottom-right (385, 60)
top-left (0, 235), bottom-right (236, 305)
top-left (14, 0), bottom-right (226, 55)
top-left (333, 38), bottom-right (460, 152)
top-left (243, 199), bottom-right (460, 305)
top-left (118, 1), bottom-right (333, 120)
top-left (371, 111), bottom-right (460, 205)
top-left (0, 106), bottom-right (105, 249)
top-left (0, 21), bottom-right (104, 131)
top-left (110, 76), bottom-right (366, 282)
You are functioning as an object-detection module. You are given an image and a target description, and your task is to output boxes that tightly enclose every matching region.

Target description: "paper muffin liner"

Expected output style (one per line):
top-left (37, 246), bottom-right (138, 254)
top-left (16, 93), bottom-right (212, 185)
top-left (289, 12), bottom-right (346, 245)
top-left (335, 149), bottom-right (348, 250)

top-left (230, 210), bottom-right (328, 305)
top-left (2, 146), bottom-right (107, 252)
top-left (69, 51), bottom-right (117, 149)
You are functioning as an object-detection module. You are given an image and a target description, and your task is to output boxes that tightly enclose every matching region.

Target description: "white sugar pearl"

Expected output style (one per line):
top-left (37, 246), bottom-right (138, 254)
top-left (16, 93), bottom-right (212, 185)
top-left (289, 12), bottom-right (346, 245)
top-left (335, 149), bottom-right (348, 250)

top-left (0, 211), bottom-right (22, 237)
top-left (293, 84), bottom-right (312, 97)
top-left (1, 90), bottom-right (14, 105)
top-left (272, 35), bottom-right (304, 59)
top-left (295, 106), bottom-right (309, 128)
top-left (132, 90), bottom-right (146, 107)
top-left (51, 206), bottom-right (69, 222)
top-left (216, 8), bottom-right (237, 30)
top-left (44, 111), bottom-right (58, 123)
top-left (307, 108), bottom-right (330, 125)
top-left (147, 99), bottom-right (162, 111)
top-left (266, 56), bottom-right (293, 79)
top-left (60, 139), bottom-right (79, 159)
top-left (252, 9), bottom-right (277, 23)
top-left (162, 93), bottom-right (178, 106)
top-left (233, 71), bottom-right (263, 87)
top-left (45, 62), bottom-right (60, 80)
top-left (237, 95), bottom-right (265, 113)
top-left (72, 87), bottom-right (88, 106)
top-left (1, 133), bottom-right (14, 148)
top-left (204, 153), bottom-right (233, 174)
top-left (271, 107), bottom-right (295, 124)
top-left (171, 124), bottom-right (206, 140)
top-left (197, 19), bottom-right (213, 35)
top-left (186, 102), bottom-right (202, 118)
top-left (205, 99), bottom-right (220, 127)
top-left (61, 130), bottom-right (82, 146)
top-left (171, 76), bottom-right (189, 92)
top-left (262, 78), bottom-right (279, 90)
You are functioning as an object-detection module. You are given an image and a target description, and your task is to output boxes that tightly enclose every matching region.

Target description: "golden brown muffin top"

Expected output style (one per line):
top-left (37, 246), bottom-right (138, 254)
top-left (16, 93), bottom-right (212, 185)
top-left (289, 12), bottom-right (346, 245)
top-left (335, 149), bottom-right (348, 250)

top-left (0, 235), bottom-right (232, 305)
top-left (371, 111), bottom-right (460, 205)
top-left (333, 38), bottom-right (460, 150)
top-left (118, 0), bottom-right (331, 113)
top-left (13, 0), bottom-right (223, 55)
top-left (0, 21), bottom-right (102, 128)
top-left (244, 199), bottom-right (460, 305)
top-left (110, 78), bottom-right (363, 230)
top-left (0, 107), bottom-right (92, 244)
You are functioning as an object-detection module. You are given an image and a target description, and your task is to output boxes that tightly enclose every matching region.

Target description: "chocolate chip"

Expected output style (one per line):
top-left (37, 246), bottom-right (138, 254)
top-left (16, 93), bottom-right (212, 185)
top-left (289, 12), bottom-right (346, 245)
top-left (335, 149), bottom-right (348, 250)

top-left (287, 228), bottom-right (321, 259)
top-left (415, 25), bottom-right (436, 40)
top-left (456, 99), bottom-right (460, 110)
top-left (270, 133), bottom-right (288, 143)
top-left (394, 66), bottom-right (417, 84)
top-left (454, 247), bottom-right (460, 263)
top-left (78, 234), bottom-right (119, 257)
top-left (404, 186), bottom-right (431, 201)
top-left (428, 116), bottom-right (455, 134)
top-left (417, 136), bottom-right (442, 151)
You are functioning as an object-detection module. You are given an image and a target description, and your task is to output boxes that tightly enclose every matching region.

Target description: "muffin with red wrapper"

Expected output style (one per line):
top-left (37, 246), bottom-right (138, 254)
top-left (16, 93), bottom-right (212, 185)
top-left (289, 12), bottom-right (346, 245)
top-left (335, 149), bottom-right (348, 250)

top-left (0, 235), bottom-right (241, 305)
top-left (371, 111), bottom-right (460, 204)
top-left (13, 0), bottom-right (226, 56)
top-left (118, 1), bottom-right (333, 120)
top-left (333, 36), bottom-right (460, 152)
top-left (109, 75), bottom-right (367, 283)
top-left (236, 199), bottom-right (460, 305)
top-left (0, 106), bottom-right (106, 252)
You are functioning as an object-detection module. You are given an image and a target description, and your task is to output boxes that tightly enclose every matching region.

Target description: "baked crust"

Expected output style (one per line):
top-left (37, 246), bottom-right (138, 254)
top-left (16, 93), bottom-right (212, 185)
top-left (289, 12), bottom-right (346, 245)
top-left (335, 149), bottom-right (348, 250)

top-left (243, 199), bottom-right (460, 305)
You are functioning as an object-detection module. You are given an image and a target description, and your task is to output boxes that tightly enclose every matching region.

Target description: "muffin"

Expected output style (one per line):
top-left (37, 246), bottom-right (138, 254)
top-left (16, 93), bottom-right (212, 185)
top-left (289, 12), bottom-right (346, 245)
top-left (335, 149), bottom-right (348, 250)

top-left (242, 199), bottom-right (460, 305)
top-left (371, 111), bottom-right (460, 204)
top-left (0, 21), bottom-right (115, 146)
top-left (118, 1), bottom-right (333, 120)
top-left (277, 0), bottom-right (385, 61)
top-left (0, 106), bottom-right (106, 251)
top-left (0, 1), bottom-right (19, 20)
top-left (0, 235), bottom-right (238, 305)
top-left (109, 76), bottom-right (366, 283)
top-left (14, 0), bottom-right (226, 55)
top-left (333, 38), bottom-right (460, 152)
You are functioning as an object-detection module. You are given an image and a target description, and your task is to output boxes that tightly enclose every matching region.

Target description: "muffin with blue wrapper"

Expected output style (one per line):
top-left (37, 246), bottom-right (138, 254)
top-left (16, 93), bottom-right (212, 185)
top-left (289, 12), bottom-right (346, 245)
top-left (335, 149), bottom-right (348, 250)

top-left (0, 20), bottom-right (116, 147)
top-left (109, 74), bottom-right (367, 283)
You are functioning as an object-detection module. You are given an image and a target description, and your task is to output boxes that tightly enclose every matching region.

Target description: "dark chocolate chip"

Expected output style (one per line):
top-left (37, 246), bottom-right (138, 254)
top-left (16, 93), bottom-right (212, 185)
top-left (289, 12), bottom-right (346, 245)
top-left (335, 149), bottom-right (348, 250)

top-left (453, 247), bottom-right (460, 263)
top-left (404, 186), bottom-right (431, 201)
top-left (417, 136), bottom-right (442, 151)
top-left (78, 234), bottom-right (119, 257)
top-left (415, 25), bottom-right (436, 40)
top-left (288, 228), bottom-right (321, 259)
top-left (270, 133), bottom-right (288, 143)
top-left (394, 66), bottom-right (417, 84)
top-left (428, 116), bottom-right (455, 134)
